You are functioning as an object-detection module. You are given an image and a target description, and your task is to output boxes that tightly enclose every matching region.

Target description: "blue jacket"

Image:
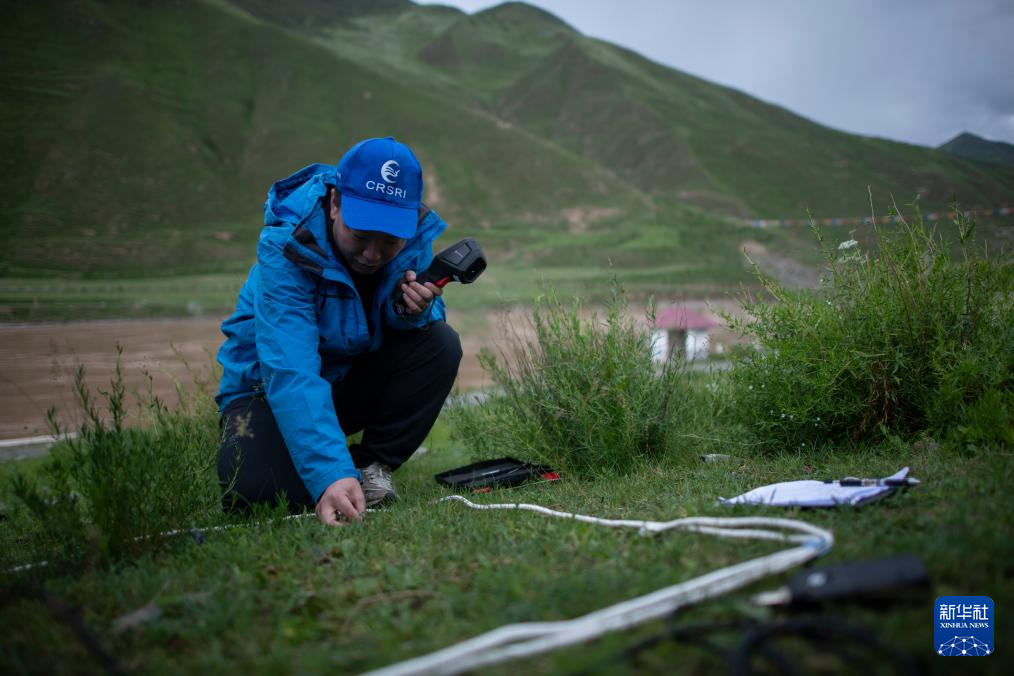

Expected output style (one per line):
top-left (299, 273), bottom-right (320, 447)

top-left (216, 163), bottom-right (448, 501)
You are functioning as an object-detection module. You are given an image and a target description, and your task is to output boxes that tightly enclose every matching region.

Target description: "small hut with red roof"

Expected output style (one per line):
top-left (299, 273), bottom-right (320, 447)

top-left (652, 306), bottom-right (718, 361)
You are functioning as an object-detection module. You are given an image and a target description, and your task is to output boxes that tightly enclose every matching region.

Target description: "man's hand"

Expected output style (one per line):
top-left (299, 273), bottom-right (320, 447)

top-left (399, 270), bottom-right (443, 315)
top-left (315, 477), bottom-right (366, 526)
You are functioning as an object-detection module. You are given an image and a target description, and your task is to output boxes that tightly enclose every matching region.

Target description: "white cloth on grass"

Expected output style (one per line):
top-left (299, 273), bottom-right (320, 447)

top-left (719, 467), bottom-right (912, 508)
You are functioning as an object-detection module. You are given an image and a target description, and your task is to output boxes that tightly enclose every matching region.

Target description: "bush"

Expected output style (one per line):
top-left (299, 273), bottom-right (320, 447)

top-left (3, 351), bottom-right (222, 572)
top-left (450, 285), bottom-right (688, 475)
top-left (726, 204), bottom-right (1013, 450)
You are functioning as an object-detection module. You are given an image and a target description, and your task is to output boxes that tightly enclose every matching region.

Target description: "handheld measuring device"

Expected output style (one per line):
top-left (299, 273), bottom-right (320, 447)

top-left (395, 237), bottom-right (486, 315)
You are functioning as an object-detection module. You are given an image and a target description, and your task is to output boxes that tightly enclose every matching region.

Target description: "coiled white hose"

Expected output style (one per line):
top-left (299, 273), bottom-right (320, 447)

top-left (365, 495), bottom-right (833, 676)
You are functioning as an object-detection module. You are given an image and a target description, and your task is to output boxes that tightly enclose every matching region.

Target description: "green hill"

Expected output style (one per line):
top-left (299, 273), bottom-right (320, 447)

top-left (0, 0), bottom-right (653, 279)
top-left (1, 0), bottom-right (1012, 311)
top-left (939, 132), bottom-right (1014, 167)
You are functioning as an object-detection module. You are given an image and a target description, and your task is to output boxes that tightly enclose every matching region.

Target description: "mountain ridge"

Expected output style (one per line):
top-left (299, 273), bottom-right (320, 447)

top-left (310, 1), bottom-right (1014, 217)
top-left (939, 132), bottom-right (1014, 167)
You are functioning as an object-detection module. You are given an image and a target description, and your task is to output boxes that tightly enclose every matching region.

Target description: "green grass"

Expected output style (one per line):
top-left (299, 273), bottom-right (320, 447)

top-left (454, 285), bottom-right (688, 476)
top-left (0, 253), bottom-right (750, 321)
top-left (1, 416), bottom-right (1010, 674)
top-left (6, 213), bottom-right (1005, 322)
top-left (727, 207), bottom-right (1014, 450)
top-left (0, 274), bottom-right (247, 321)
top-left (0, 455), bottom-right (50, 486)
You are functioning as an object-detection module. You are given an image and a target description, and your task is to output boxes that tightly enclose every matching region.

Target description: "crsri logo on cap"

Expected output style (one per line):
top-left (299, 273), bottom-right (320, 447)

top-left (380, 160), bottom-right (400, 184)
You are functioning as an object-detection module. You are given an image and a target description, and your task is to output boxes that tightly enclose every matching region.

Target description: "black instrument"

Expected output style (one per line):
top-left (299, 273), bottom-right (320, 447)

top-left (395, 237), bottom-right (486, 314)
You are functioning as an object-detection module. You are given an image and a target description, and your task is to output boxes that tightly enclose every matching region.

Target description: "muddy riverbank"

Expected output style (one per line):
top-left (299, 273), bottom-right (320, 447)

top-left (0, 301), bottom-right (737, 440)
top-left (0, 314), bottom-right (491, 440)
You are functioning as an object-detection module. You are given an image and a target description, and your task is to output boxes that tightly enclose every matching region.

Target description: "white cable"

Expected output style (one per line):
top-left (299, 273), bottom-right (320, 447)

top-left (365, 495), bottom-right (833, 676)
top-left (147, 512), bottom-right (315, 540)
top-left (3, 512), bottom-right (326, 574)
top-left (4, 495), bottom-right (833, 674)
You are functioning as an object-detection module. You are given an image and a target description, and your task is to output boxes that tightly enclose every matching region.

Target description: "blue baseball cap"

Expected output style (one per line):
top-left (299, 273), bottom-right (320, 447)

top-left (336, 136), bottom-right (424, 239)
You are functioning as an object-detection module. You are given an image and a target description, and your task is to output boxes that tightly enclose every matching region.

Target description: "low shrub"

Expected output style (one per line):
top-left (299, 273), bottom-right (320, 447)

top-left (450, 285), bottom-right (688, 475)
top-left (3, 351), bottom-right (221, 572)
top-left (725, 203), bottom-right (1013, 450)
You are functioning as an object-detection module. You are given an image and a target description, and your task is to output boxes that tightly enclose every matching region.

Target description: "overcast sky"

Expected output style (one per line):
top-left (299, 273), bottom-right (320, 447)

top-left (420, 0), bottom-right (1014, 147)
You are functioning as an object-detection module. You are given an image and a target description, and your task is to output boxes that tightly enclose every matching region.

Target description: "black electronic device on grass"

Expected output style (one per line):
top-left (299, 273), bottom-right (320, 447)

top-left (434, 457), bottom-right (560, 492)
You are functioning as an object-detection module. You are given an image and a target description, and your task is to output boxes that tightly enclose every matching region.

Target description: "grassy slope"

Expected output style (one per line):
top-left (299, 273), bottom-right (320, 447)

top-left (0, 0), bottom-right (648, 280)
top-left (939, 132), bottom-right (1014, 167)
top-left (1, 0), bottom-right (1011, 298)
top-left (1, 419), bottom-right (1011, 674)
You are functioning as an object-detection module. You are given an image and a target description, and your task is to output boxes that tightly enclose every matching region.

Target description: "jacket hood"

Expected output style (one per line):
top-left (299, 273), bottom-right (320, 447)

top-left (263, 162), bottom-right (333, 247)
top-left (262, 163), bottom-right (443, 278)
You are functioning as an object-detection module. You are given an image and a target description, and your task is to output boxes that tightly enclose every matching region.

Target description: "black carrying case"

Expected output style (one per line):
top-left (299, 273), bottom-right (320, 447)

top-left (434, 457), bottom-right (559, 491)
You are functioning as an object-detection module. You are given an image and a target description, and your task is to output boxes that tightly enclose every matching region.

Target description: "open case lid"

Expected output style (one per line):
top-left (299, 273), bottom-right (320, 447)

top-left (434, 457), bottom-right (560, 491)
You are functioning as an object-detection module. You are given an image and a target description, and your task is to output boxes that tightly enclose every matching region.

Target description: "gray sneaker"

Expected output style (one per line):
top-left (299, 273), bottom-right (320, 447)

top-left (361, 462), bottom-right (398, 507)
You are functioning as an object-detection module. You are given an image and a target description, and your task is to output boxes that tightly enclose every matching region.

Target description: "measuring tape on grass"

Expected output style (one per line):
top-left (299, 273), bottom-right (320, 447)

top-left (366, 496), bottom-right (833, 676)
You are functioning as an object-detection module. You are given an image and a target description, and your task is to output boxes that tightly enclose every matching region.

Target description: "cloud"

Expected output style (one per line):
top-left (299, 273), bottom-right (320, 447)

top-left (420, 0), bottom-right (1014, 145)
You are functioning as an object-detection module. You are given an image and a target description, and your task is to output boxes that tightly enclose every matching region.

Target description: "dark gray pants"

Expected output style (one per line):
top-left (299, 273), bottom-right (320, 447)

top-left (218, 321), bottom-right (461, 511)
